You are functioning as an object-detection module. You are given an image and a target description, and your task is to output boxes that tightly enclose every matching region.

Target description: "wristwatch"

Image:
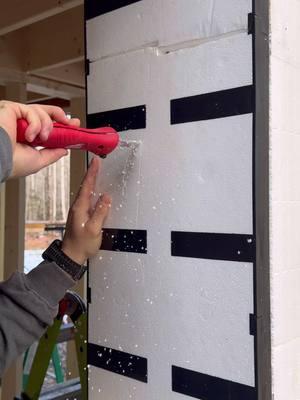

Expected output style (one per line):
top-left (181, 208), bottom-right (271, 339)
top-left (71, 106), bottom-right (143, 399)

top-left (42, 239), bottom-right (87, 281)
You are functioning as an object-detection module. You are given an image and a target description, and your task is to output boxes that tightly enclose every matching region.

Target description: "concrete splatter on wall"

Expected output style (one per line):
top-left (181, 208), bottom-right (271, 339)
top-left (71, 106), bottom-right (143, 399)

top-left (85, 0), bottom-right (257, 398)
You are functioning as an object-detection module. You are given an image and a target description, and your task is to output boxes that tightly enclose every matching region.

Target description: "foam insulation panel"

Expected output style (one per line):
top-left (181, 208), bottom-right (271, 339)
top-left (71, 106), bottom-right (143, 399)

top-left (86, 0), bottom-right (252, 61)
top-left (85, 0), bottom-right (258, 399)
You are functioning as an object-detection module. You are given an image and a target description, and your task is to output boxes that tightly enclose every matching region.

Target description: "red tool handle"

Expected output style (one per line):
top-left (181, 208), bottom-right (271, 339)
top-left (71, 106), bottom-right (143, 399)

top-left (17, 119), bottom-right (119, 157)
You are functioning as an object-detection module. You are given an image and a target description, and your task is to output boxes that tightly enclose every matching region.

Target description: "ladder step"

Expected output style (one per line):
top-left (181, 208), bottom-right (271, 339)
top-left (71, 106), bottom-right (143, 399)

top-left (40, 378), bottom-right (81, 400)
top-left (16, 378), bottom-right (82, 400)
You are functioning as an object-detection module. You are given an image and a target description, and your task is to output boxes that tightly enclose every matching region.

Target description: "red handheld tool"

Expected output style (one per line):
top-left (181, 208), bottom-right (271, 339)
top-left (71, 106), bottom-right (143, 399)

top-left (16, 119), bottom-right (119, 157)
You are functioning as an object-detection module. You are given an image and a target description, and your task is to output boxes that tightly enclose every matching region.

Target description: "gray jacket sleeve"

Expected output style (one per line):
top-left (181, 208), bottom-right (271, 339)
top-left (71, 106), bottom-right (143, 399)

top-left (0, 127), bottom-right (13, 182)
top-left (0, 127), bottom-right (76, 376)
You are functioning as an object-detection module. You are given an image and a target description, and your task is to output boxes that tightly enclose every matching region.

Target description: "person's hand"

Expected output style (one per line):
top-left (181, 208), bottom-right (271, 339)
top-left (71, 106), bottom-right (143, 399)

top-left (62, 157), bottom-right (112, 265)
top-left (0, 100), bottom-right (80, 178)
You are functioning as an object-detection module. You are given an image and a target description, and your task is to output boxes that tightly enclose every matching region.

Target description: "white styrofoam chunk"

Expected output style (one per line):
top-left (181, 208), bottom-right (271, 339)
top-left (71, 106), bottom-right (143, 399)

top-left (89, 252), bottom-right (255, 388)
top-left (86, 0), bottom-right (252, 61)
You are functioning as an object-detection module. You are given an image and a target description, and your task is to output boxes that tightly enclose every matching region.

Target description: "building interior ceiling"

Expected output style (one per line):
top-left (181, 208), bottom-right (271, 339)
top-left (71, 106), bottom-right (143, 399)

top-left (0, 0), bottom-right (85, 108)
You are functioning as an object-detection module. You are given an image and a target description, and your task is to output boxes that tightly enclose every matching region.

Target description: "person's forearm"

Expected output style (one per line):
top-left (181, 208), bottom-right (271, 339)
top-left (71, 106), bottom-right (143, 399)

top-left (0, 261), bottom-right (75, 376)
top-left (0, 127), bottom-right (13, 182)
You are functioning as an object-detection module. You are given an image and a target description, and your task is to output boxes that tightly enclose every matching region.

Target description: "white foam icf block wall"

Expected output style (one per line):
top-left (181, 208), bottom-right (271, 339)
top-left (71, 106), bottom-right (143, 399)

top-left (270, 1), bottom-right (300, 399)
top-left (86, 1), bottom-right (256, 399)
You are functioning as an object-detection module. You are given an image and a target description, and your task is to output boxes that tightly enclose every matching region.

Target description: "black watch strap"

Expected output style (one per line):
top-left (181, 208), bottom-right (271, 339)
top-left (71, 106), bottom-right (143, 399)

top-left (42, 239), bottom-right (87, 281)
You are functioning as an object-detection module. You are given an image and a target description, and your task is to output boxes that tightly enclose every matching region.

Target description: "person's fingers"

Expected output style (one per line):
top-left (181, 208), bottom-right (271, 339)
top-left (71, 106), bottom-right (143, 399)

top-left (19, 105), bottom-right (42, 142)
top-left (37, 105), bottom-right (71, 124)
top-left (68, 118), bottom-right (81, 127)
top-left (29, 106), bottom-right (53, 142)
top-left (9, 145), bottom-right (68, 178)
top-left (35, 148), bottom-right (68, 170)
top-left (75, 157), bottom-right (101, 205)
top-left (90, 193), bottom-right (112, 227)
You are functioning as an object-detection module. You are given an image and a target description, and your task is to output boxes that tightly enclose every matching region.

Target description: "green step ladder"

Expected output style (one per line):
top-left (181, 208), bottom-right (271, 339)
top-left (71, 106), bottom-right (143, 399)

top-left (23, 341), bottom-right (64, 389)
top-left (20, 291), bottom-right (87, 400)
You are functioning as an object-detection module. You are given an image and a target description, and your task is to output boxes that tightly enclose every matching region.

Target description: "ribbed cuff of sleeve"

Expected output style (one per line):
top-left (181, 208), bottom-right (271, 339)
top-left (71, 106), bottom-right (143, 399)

top-left (25, 261), bottom-right (76, 308)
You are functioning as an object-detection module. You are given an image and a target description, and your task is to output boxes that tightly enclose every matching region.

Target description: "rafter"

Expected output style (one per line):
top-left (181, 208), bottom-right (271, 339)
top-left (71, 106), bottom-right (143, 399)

top-left (0, 6), bottom-right (84, 74)
top-left (0, 0), bottom-right (83, 36)
top-left (32, 61), bottom-right (85, 87)
top-left (24, 6), bottom-right (84, 72)
top-left (0, 68), bottom-right (84, 100)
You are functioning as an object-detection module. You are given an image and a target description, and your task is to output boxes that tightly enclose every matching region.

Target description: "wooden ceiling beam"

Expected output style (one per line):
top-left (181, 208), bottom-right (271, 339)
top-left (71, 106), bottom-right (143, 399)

top-left (23, 6), bottom-right (84, 73)
top-left (0, 31), bottom-right (26, 70)
top-left (0, 6), bottom-right (84, 73)
top-left (30, 57), bottom-right (84, 74)
top-left (0, 86), bottom-right (5, 99)
top-left (32, 61), bottom-right (85, 87)
top-left (0, 68), bottom-right (84, 100)
top-left (27, 98), bottom-right (71, 109)
top-left (0, 0), bottom-right (83, 36)
top-left (27, 78), bottom-right (84, 100)
top-left (0, 6), bottom-right (85, 95)
top-left (26, 94), bottom-right (54, 103)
